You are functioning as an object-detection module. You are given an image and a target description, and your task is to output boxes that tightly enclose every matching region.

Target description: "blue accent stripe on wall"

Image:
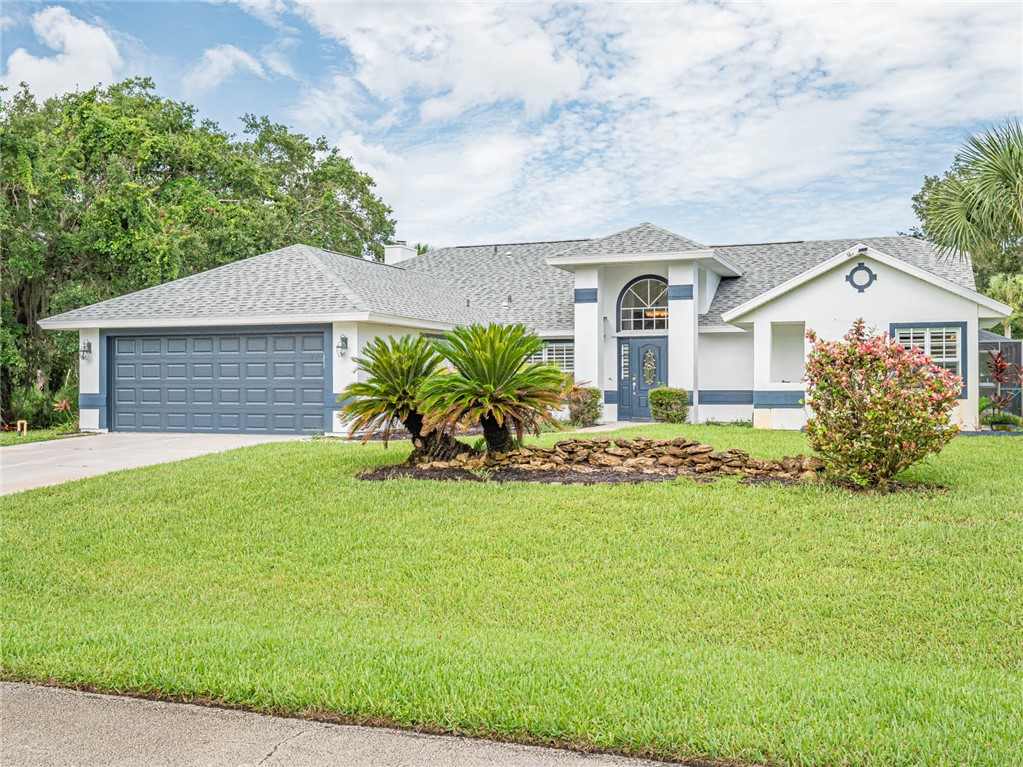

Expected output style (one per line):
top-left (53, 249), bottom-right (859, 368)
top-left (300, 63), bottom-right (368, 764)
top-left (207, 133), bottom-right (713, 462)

top-left (668, 284), bottom-right (694, 300)
top-left (603, 390), bottom-right (618, 404)
top-left (79, 393), bottom-right (105, 409)
top-left (574, 288), bottom-right (598, 303)
top-left (753, 391), bottom-right (805, 409)
top-left (700, 390), bottom-right (754, 405)
top-left (889, 321), bottom-right (969, 400)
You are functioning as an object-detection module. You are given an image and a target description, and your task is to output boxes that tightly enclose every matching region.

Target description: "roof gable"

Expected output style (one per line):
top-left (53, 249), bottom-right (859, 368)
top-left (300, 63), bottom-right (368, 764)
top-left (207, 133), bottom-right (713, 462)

top-left (553, 223), bottom-right (705, 258)
top-left (719, 242), bottom-right (1010, 323)
top-left (701, 236), bottom-right (979, 327)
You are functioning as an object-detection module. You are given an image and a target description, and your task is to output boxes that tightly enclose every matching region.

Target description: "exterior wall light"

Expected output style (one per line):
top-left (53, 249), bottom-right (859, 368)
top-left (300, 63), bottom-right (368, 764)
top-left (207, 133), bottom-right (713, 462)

top-left (80, 340), bottom-right (93, 360)
top-left (336, 334), bottom-right (349, 358)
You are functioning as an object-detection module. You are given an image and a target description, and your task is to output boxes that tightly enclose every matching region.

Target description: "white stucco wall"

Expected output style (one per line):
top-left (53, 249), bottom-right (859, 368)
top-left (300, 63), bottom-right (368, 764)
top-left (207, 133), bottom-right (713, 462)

top-left (695, 330), bottom-right (755, 423)
top-left (78, 328), bottom-right (103, 431)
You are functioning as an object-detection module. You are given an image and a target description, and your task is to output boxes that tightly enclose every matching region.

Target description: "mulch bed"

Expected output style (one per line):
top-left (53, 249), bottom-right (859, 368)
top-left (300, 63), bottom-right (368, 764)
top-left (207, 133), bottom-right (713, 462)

top-left (359, 464), bottom-right (715, 485)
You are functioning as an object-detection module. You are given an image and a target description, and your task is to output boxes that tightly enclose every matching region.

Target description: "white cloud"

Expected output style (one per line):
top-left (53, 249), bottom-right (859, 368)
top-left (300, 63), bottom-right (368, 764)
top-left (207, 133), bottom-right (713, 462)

top-left (183, 44), bottom-right (266, 96)
top-left (294, 1), bottom-right (586, 121)
top-left (296, 1), bottom-right (1020, 245)
top-left (229, 0), bottom-right (291, 29)
top-left (2, 6), bottom-right (122, 100)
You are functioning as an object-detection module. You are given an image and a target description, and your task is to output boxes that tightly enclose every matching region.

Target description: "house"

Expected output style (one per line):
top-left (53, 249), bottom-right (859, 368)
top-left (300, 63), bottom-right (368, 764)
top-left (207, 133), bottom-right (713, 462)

top-left (38, 223), bottom-right (1013, 434)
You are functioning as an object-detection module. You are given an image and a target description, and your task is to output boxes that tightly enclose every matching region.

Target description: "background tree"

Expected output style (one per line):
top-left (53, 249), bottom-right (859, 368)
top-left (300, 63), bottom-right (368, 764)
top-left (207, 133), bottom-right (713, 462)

top-left (909, 120), bottom-right (1023, 321)
top-left (0, 78), bottom-right (395, 423)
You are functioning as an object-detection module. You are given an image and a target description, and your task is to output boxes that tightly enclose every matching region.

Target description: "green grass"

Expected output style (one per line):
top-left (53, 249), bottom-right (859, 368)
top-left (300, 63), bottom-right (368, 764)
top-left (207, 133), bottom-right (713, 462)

top-left (0, 427), bottom-right (84, 447)
top-left (2, 425), bottom-right (1021, 766)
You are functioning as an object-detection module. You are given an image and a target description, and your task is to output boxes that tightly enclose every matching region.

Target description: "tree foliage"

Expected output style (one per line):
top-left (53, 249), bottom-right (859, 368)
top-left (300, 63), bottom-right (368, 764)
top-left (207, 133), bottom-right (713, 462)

top-left (1, 78), bottom-right (395, 420)
top-left (910, 120), bottom-right (1023, 290)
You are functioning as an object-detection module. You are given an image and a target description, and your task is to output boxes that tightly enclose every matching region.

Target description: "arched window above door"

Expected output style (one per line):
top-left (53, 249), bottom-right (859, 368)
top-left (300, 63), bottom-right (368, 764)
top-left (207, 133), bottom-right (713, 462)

top-left (618, 277), bottom-right (668, 331)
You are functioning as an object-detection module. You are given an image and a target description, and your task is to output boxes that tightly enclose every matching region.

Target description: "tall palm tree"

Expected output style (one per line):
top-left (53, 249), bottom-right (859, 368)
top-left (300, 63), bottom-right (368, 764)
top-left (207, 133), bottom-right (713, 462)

top-left (926, 120), bottom-right (1023, 267)
top-left (340, 334), bottom-right (467, 461)
top-left (421, 324), bottom-right (567, 454)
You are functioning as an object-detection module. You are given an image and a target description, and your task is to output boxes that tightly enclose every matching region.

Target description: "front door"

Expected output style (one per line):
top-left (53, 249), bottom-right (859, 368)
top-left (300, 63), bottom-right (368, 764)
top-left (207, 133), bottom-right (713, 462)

top-left (617, 337), bottom-right (668, 421)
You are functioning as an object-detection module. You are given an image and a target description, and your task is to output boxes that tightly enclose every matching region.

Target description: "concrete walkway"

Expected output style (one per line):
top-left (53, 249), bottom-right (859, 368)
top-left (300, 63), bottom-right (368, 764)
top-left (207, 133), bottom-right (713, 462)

top-left (0, 432), bottom-right (300, 495)
top-left (1, 683), bottom-right (671, 767)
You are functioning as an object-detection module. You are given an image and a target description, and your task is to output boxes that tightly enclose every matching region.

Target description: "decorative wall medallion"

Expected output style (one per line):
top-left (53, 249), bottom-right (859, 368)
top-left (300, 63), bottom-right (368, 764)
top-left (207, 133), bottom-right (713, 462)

top-left (845, 261), bottom-right (877, 293)
top-left (643, 349), bottom-right (657, 385)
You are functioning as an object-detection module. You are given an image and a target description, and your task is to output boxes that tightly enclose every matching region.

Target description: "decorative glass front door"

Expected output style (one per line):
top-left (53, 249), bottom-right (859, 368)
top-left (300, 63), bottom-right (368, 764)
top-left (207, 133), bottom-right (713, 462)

top-left (617, 337), bottom-right (668, 420)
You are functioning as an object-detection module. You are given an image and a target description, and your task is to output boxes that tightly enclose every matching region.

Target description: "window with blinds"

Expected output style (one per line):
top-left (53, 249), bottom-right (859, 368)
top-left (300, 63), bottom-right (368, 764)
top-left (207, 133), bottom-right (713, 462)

top-left (894, 326), bottom-right (961, 375)
top-left (529, 341), bottom-right (574, 373)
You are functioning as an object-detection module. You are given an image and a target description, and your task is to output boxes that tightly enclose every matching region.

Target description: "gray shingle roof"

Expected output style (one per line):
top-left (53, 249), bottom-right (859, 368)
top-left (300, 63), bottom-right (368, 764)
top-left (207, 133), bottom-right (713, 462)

top-left (702, 236), bottom-right (976, 327)
top-left (39, 230), bottom-right (979, 334)
top-left (554, 222), bottom-right (705, 258)
top-left (402, 240), bottom-right (583, 333)
top-left (39, 244), bottom-right (482, 327)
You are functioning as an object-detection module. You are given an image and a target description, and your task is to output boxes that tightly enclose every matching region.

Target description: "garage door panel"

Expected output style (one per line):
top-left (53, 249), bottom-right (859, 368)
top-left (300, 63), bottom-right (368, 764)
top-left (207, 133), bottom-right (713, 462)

top-left (246, 388), bottom-right (268, 404)
top-left (246, 337), bottom-right (268, 353)
top-left (111, 330), bottom-right (325, 434)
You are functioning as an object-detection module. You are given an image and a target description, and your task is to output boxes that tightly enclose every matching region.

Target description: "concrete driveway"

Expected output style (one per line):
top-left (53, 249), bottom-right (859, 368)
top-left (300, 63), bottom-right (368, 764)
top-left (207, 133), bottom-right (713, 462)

top-left (1, 683), bottom-right (672, 767)
top-left (1, 432), bottom-right (300, 495)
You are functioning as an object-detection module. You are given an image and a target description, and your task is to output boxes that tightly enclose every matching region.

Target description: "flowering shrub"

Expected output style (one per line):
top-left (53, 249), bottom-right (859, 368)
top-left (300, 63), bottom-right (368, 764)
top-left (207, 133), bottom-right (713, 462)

top-left (804, 319), bottom-right (961, 487)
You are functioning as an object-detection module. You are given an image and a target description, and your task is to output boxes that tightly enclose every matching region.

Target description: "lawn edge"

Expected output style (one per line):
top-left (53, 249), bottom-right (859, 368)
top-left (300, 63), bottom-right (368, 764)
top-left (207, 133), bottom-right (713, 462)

top-left (0, 674), bottom-right (768, 767)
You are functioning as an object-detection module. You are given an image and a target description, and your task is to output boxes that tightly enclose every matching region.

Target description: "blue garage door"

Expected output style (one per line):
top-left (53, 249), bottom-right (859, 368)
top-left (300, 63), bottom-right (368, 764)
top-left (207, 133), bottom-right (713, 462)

top-left (110, 331), bottom-right (326, 434)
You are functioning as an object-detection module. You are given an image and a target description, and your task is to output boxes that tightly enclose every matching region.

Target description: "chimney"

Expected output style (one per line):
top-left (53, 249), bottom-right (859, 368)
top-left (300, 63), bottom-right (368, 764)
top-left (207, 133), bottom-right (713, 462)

top-left (384, 240), bottom-right (416, 266)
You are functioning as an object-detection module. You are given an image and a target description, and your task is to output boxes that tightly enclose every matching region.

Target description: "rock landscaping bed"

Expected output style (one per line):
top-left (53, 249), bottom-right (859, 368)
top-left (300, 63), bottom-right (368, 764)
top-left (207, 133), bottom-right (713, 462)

top-left (360, 436), bottom-right (824, 484)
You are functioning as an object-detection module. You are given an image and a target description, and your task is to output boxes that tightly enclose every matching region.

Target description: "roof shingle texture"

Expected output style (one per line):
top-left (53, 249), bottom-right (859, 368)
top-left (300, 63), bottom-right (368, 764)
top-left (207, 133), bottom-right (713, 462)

top-left (403, 240), bottom-right (584, 333)
top-left (41, 230), bottom-right (977, 333)
top-left (42, 244), bottom-right (482, 326)
top-left (555, 222), bottom-right (706, 257)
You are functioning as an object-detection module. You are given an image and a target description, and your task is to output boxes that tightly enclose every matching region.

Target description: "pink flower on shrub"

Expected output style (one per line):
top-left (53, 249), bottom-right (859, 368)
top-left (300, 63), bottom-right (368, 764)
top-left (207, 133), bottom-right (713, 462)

top-left (803, 319), bottom-right (960, 487)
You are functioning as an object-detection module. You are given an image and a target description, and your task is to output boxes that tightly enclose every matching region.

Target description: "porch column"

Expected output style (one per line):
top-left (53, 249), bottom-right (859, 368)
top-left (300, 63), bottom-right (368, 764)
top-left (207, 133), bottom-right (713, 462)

top-left (668, 262), bottom-right (699, 420)
top-left (573, 266), bottom-right (602, 391)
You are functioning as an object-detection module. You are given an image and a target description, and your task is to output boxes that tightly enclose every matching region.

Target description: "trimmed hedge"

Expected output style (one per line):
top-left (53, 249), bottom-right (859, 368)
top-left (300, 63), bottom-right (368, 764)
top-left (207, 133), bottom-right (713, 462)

top-left (568, 386), bottom-right (603, 427)
top-left (649, 387), bottom-right (689, 423)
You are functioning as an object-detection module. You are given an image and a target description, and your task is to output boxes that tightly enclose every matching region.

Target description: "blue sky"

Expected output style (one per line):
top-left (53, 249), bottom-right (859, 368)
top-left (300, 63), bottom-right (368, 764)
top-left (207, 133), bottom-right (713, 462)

top-left (3, 1), bottom-right (1021, 248)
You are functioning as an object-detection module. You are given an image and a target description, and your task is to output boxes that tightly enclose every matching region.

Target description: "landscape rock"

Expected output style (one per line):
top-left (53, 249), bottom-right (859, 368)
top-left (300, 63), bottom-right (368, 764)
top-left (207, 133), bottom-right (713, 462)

top-left (412, 434), bottom-right (826, 483)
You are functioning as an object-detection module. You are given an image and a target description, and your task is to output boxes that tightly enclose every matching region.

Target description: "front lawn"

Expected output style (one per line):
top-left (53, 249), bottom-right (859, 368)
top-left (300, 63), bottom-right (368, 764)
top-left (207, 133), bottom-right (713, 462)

top-left (0, 427), bottom-right (83, 447)
top-left (2, 425), bottom-right (1020, 766)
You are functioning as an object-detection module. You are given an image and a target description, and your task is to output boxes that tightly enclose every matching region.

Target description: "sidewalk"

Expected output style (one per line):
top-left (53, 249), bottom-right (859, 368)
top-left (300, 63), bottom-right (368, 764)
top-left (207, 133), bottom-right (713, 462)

top-left (1, 683), bottom-right (673, 767)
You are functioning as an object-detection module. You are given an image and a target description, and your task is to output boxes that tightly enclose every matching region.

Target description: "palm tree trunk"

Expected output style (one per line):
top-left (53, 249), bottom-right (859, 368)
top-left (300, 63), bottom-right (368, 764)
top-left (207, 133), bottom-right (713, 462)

top-left (404, 413), bottom-right (477, 463)
top-left (480, 414), bottom-right (515, 454)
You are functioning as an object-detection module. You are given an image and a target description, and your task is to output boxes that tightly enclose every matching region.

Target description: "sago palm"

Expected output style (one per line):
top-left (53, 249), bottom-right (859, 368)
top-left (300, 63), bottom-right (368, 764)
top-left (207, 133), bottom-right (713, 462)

top-left (340, 334), bottom-right (444, 451)
top-left (421, 324), bottom-right (568, 455)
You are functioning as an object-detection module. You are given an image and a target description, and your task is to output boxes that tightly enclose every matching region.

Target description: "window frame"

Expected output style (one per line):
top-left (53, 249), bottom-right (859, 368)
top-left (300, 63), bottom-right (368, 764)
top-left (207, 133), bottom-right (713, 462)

top-left (889, 321), bottom-right (968, 399)
top-left (616, 275), bottom-right (669, 333)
